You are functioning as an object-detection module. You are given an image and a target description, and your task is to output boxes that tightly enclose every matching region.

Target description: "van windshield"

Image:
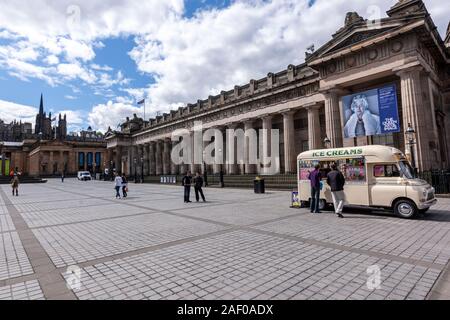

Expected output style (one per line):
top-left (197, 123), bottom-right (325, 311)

top-left (398, 161), bottom-right (414, 179)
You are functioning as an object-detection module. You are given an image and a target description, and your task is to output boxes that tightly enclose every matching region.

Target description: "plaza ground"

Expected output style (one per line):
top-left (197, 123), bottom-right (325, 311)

top-left (0, 179), bottom-right (450, 300)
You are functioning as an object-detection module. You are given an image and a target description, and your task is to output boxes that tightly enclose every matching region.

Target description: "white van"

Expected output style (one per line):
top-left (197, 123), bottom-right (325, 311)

top-left (77, 171), bottom-right (92, 181)
top-left (297, 145), bottom-right (437, 218)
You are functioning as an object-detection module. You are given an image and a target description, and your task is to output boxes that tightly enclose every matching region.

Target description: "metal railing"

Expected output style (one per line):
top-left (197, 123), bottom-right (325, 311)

top-left (418, 170), bottom-right (450, 194)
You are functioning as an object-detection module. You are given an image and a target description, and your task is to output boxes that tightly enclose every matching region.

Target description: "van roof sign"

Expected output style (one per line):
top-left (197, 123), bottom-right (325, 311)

top-left (298, 145), bottom-right (406, 163)
top-left (312, 148), bottom-right (363, 158)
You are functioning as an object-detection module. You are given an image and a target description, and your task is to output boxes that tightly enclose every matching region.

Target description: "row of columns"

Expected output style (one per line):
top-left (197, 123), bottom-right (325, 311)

top-left (111, 103), bottom-right (324, 176)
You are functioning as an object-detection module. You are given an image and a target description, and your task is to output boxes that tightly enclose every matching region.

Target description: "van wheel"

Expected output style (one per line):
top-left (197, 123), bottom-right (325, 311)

top-left (394, 199), bottom-right (418, 219)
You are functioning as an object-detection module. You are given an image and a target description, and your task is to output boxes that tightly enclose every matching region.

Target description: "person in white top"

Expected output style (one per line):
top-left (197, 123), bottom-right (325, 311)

top-left (114, 173), bottom-right (123, 199)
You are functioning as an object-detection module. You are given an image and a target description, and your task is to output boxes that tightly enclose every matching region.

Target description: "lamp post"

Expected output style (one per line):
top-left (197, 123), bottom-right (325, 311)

top-left (134, 158), bottom-right (137, 183)
top-left (140, 155), bottom-right (144, 183)
top-left (405, 123), bottom-right (417, 175)
top-left (324, 136), bottom-right (331, 149)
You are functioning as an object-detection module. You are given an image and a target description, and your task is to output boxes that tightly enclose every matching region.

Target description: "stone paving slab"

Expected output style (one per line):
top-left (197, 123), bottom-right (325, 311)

top-left (20, 203), bottom-right (155, 228)
top-left (254, 212), bottom-right (450, 266)
top-left (65, 230), bottom-right (440, 300)
top-left (0, 231), bottom-right (34, 281)
top-left (0, 280), bottom-right (44, 300)
top-left (0, 214), bottom-right (15, 233)
top-left (32, 213), bottom-right (227, 268)
top-left (1, 179), bottom-right (450, 300)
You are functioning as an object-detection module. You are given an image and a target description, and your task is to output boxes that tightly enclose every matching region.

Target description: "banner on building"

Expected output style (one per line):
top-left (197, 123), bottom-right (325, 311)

top-left (341, 84), bottom-right (400, 139)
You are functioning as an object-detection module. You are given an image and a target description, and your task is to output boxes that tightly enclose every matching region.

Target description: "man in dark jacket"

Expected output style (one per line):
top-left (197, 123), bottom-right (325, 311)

top-left (326, 163), bottom-right (345, 218)
top-left (182, 171), bottom-right (193, 203)
top-left (194, 172), bottom-right (206, 202)
top-left (308, 164), bottom-right (322, 213)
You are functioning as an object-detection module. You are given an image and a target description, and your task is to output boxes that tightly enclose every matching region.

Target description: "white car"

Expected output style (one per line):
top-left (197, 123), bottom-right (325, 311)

top-left (77, 171), bottom-right (92, 181)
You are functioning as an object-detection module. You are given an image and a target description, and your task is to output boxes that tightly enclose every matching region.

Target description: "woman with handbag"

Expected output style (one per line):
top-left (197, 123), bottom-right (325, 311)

top-left (121, 174), bottom-right (128, 198)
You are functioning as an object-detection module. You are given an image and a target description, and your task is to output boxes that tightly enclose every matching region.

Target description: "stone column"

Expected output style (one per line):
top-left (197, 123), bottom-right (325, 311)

top-left (213, 127), bottom-right (223, 174)
top-left (59, 151), bottom-right (64, 174)
top-left (324, 89), bottom-right (343, 148)
top-left (244, 120), bottom-right (257, 175)
top-left (138, 145), bottom-right (144, 177)
top-left (1, 151), bottom-right (5, 176)
top-left (282, 110), bottom-right (296, 174)
top-left (163, 138), bottom-right (171, 175)
top-left (170, 140), bottom-right (178, 175)
top-left (226, 123), bottom-right (238, 175)
top-left (397, 66), bottom-right (432, 171)
top-left (127, 147), bottom-right (132, 176)
top-left (149, 142), bottom-right (156, 176)
top-left (306, 103), bottom-right (322, 150)
top-left (261, 115), bottom-right (273, 175)
top-left (49, 151), bottom-right (55, 174)
top-left (114, 147), bottom-right (120, 174)
top-left (143, 143), bottom-right (150, 176)
top-left (155, 140), bottom-right (163, 175)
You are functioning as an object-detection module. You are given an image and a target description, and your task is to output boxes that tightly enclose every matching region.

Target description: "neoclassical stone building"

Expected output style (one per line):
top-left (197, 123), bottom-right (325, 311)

top-left (0, 95), bottom-right (107, 177)
top-left (106, 0), bottom-right (450, 177)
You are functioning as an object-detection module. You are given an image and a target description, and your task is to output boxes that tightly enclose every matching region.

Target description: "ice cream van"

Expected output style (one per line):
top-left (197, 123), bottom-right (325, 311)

top-left (297, 145), bottom-right (437, 218)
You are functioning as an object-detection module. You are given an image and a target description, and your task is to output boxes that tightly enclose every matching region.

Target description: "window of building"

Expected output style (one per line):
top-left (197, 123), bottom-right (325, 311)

top-left (373, 164), bottom-right (400, 177)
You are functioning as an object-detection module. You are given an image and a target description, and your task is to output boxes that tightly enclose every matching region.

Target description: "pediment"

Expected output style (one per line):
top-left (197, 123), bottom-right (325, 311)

top-left (310, 23), bottom-right (401, 60)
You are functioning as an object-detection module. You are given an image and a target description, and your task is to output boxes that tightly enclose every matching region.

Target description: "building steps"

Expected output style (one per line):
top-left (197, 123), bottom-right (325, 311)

top-left (0, 175), bottom-right (47, 184)
top-left (142, 174), bottom-right (297, 191)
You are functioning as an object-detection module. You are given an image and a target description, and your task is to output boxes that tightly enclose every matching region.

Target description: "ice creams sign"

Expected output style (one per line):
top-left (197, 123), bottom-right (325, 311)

top-left (312, 148), bottom-right (363, 158)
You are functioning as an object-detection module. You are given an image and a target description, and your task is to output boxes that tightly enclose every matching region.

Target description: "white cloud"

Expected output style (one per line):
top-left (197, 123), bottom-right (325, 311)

top-left (87, 101), bottom-right (144, 132)
top-left (0, 99), bottom-right (37, 125)
top-left (0, 0), bottom-right (448, 127)
top-left (127, 0), bottom-right (449, 113)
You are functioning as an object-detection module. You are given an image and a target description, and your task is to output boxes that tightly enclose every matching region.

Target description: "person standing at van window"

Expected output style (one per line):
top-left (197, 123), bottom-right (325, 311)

top-left (308, 164), bottom-right (322, 213)
top-left (326, 163), bottom-right (345, 219)
top-left (114, 173), bottom-right (122, 199)
top-left (194, 172), bottom-right (206, 202)
top-left (182, 171), bottom-right (193, 203)
top-left (121, 174), bottom-right (128, 198)
top-left (11, 173), bottom-right (20, 196)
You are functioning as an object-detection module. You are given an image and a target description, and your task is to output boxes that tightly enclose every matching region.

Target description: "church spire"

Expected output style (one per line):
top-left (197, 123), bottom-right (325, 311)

top-left (39, 93), bottom-right (44, 116)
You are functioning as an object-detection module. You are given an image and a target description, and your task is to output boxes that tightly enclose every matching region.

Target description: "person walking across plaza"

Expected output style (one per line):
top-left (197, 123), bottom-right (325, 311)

top-left (308, 164), bottom-right (322, 213)
top-left (114, 173), bottom-right (122, 199)
top-left (121, 174), bottom-right (128, 198)
top-left (182, 171), bottom-right (193, 203)
top-left (11, 173), bottom-right (20, 196)
top-left (194, 172), bottom-right (206, 202)
top-left (326, 163), bottom-right (346, 219)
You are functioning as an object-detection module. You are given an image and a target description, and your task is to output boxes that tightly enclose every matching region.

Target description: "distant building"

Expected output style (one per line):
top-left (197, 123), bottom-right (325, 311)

top-left (0, 94), bottom-right (107, 177)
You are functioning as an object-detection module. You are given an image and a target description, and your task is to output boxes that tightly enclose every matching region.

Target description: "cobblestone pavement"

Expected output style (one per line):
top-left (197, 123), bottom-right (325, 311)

top-left (0, 179), bottom-right (449, 300)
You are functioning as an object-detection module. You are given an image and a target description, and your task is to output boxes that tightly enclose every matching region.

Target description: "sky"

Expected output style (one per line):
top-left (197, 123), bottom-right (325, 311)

top-left (0, 0), bottom-right (448, 133)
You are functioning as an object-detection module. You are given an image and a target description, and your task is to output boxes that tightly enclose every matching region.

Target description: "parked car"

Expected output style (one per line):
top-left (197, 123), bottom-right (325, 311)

top-left (77, 171), bottom-right (92, 181)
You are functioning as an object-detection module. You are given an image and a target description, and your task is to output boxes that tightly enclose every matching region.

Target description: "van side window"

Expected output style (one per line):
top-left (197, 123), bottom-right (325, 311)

top-left (374, 165), bottom-right (400, 177)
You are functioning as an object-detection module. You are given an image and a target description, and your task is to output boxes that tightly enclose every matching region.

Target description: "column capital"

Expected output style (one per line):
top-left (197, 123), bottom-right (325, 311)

top-left (225, 122), bottom-right (238, 129)
top-left (261, 114), bottom-right (273, 121)
top-left (280, 109), bottom-right (296, 117)
top-left (321, 85), bottom-right (348, 96)
top-left (304, 102), bottom-right (323, 111)
top-left (394, 63), bottom-right (424, 77)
